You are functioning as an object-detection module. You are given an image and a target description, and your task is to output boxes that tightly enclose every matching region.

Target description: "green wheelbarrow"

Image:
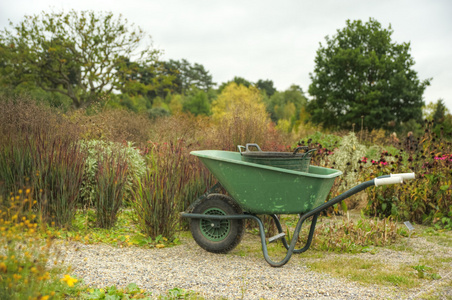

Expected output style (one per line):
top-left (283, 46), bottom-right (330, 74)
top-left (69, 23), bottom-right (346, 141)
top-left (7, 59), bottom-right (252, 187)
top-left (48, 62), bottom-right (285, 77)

top-left (181, 150), bottom-right (415, 267)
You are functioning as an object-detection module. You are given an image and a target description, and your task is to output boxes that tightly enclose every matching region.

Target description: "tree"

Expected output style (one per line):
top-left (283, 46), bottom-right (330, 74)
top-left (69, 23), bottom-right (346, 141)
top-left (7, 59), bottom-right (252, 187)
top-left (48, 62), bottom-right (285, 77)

top-left (218, 76), bottom-right (252, 93)
top-left (211, 82), bottom-right (271, 147)
top-left (432, 99), bottom-right (447, 124)
top-left (307, 18), bottom-right (430, 130)
top-left (266, 85), bottom-right (307, 122)
top-left (427, 99), bottom-right (452, 138)
top-left (183, 89), bottom-right (211, 116)
top-left (0, 10), bottom-right (159, 108)
top-left (116, 58), bottom-right (175, 101)
top-left (162, 59), bottom-right (214, 94)
top-left (256, 79), bottom-right (276, 97)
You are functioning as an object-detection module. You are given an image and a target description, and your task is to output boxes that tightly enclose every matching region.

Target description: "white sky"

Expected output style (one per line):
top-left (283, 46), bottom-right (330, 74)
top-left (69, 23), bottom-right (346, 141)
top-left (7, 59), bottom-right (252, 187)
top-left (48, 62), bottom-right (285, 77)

top-left (1, 0), bottom-right (451, 111)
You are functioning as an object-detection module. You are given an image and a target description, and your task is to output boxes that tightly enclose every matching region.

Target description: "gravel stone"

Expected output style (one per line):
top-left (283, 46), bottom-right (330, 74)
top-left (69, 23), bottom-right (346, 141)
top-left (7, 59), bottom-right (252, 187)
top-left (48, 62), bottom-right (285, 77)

top-left (62, 234), bottom-right (452, 299)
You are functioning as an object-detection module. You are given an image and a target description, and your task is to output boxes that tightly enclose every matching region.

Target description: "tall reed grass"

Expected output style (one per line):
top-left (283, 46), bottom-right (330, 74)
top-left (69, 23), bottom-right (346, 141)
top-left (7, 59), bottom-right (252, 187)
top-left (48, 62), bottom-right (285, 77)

top-left (132, 140), bottom-right (187, 239)
top-left (94, 152), bottom-right (129, 228)
top-left (0, 97), bottom-right (85, 227)
top-left (32, 132), bottom-right (86, 227)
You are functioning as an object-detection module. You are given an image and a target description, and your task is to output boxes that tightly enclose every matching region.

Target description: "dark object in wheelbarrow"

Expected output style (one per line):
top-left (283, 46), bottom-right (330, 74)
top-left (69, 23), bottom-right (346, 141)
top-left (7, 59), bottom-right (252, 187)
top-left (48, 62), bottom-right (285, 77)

top-left (238, 143), bottom-right (316, 172)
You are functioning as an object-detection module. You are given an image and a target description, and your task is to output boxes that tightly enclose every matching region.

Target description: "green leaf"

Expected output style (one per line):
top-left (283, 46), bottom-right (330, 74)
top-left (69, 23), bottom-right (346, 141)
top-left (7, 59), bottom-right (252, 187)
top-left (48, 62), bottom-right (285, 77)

top-left (126, 283), bottom-right (140, 294)
top-left (440, 185), bottom-right (449, 191)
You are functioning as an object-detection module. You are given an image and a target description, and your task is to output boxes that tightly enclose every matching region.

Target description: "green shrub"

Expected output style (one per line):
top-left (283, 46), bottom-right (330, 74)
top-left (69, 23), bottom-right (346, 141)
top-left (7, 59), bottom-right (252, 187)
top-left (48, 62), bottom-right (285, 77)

top-left (328, 132), bottom-right (367, 194)
top-left (297, 131), bottom-right (342, 150)
top-left (79, 140), bottom-right (146, 207)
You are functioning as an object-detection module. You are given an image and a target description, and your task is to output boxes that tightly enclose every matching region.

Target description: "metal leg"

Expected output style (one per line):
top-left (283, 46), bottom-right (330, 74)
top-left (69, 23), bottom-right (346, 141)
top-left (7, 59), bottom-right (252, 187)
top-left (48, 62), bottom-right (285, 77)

top-left (293, 213), bottom-right (318, 254)
top-left (270, 213), bottom-right (319, 253)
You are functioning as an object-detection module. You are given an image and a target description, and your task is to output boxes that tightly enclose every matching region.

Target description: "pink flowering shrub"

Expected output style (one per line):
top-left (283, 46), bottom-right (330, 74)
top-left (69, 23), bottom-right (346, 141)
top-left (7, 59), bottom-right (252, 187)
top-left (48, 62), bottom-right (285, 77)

top-left (363, 121), bottom-right (452, 228)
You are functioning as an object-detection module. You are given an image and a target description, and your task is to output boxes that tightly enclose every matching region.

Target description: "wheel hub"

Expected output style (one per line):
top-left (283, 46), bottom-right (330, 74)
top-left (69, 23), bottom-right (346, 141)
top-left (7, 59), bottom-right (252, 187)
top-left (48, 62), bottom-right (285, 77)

top-left (200, 208), bottom-right (230, 241)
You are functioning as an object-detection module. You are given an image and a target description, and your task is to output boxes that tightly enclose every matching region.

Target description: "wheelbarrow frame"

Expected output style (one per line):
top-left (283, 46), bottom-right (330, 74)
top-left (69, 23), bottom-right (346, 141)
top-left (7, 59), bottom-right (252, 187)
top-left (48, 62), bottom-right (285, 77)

top-left (181, 150), bottom-right (415, 267)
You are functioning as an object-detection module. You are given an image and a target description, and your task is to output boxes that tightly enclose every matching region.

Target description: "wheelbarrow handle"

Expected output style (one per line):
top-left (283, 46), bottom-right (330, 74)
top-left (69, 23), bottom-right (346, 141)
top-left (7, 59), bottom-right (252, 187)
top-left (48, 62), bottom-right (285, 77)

top-left (245, 143), bottom-right (262, 152)
top-left (390, 173), bottom-right (415, 180)
top-left (374, 176), bottom-right (403, 186)
top-left (293, 147), bottom-right (317, 156)
top-left (292, 146), bottom-right (308, 154)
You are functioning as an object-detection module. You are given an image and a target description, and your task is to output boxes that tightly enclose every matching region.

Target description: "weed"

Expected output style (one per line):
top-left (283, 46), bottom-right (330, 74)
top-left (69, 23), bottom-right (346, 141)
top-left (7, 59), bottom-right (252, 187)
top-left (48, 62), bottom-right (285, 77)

top-left (83, 283), bottom-right (152, 299)
top-left (297, 215), bottom-right (401, 253)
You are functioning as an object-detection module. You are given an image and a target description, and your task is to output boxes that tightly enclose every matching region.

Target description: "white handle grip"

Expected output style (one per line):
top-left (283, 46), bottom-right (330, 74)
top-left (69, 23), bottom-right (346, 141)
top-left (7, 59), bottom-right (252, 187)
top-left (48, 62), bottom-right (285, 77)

top-left (374, 176), bottom-right (403, 187)
top-left (391, 173), bottom-right (415, 180)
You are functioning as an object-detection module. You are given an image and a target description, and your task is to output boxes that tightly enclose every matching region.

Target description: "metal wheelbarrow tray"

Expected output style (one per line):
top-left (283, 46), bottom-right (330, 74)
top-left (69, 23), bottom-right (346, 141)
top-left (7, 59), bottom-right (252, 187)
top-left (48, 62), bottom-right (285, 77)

top-left (181, 150), bottom-right (415, 267)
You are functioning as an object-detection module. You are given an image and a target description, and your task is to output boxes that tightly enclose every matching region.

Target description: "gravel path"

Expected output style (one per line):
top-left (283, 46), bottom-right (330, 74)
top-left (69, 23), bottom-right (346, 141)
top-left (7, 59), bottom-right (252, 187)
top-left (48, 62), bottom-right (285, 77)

top-left (61, 233), bottom-right (452, 299)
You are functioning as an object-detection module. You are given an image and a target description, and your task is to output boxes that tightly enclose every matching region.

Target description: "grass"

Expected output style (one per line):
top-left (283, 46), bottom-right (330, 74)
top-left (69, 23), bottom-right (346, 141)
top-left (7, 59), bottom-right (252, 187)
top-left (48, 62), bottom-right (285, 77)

top-left (45, 209), bottom-right (180, 249)
top-left (305, 256), bottom-right (419, 288)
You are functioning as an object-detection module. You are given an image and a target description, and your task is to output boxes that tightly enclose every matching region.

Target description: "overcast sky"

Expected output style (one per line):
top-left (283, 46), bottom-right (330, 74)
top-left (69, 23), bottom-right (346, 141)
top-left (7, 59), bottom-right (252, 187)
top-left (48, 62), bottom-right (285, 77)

top-left (1, 0), bottom-right (451, 111)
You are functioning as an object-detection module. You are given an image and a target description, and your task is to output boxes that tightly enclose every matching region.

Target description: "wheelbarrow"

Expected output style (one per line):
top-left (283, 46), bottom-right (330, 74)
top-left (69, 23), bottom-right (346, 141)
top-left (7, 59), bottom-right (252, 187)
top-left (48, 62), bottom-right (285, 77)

top-left (181, 150), bottom-right (415, 267)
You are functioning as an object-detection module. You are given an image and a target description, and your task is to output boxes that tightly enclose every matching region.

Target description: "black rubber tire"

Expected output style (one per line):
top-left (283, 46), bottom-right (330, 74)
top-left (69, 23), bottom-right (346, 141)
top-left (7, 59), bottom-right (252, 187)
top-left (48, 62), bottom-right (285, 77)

top-left (189, 194), bottom-right (245, 253)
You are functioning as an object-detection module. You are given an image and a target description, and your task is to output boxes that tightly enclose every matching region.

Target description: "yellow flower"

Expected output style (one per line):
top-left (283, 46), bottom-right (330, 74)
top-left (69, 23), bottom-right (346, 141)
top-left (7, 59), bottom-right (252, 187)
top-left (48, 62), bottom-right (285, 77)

top-left (61, 274), bottom-right (78, 287)
top-left (0, 262), bottom-right (7, 273)
top-left (156, 244), bottom-right (165, 248)
top-left (13, 273), bottom-right (22, 281)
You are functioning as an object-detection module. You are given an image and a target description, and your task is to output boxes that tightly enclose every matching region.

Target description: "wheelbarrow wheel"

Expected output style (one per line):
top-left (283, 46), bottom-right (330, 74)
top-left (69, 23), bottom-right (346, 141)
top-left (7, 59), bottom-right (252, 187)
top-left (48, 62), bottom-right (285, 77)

top-left (190, 193), bottom-right (245, 253)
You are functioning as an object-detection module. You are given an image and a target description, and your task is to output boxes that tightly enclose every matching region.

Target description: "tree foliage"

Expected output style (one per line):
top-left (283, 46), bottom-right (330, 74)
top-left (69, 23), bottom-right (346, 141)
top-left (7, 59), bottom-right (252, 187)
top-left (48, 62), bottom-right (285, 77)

top-left (266, 85), bottom-right (307, 123)
top-left (218, 76), bottom-right (253, 93)
top-left (163, 59), bottom-right (215, 94)
top-left (183, 89), bottom-right (211, 116)
top-left (0, 10), bottom-right (159, 108)
top-left (308, 18), bottom-right (430, 130)
top-left (211, 82), bottom-right (271, 147)
top-left (256, 79), bottom-right (276, 97)
top-left (116, 59), bottom-right (175, 100)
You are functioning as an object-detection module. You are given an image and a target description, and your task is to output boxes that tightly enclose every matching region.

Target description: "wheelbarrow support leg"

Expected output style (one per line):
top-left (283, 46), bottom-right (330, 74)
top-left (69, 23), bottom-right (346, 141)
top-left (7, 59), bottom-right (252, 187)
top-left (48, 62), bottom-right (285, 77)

top-left (256, 180), bottom-right (376, 267)
top-left (269, 214), bottom-right (319, 253)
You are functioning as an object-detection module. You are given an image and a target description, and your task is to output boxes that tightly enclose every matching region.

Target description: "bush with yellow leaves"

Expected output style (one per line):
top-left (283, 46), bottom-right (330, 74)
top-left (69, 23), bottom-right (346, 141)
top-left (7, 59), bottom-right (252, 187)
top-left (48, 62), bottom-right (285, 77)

top-left (211, 82), bottom-right (273, 150)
